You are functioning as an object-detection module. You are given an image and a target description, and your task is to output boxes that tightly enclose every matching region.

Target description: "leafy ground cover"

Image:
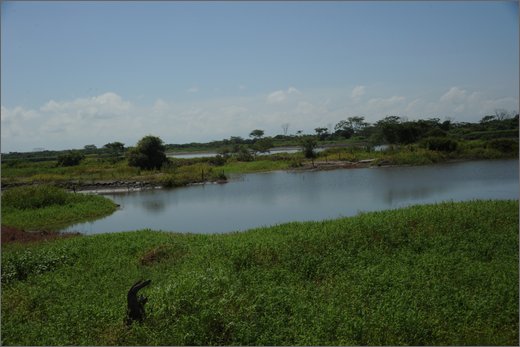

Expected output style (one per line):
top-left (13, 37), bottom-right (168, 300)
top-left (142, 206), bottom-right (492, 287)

top-left (1, 185), bottom-right (118, 231)
top-left (1, 200), bottom-right (518, 345)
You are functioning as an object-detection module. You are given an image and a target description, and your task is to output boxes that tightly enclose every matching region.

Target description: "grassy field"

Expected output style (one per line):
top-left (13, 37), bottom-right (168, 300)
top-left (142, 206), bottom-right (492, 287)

top-left (1, 200), bottom-right (518, 345)
top-left (1, 186), bottom-right (118, 231)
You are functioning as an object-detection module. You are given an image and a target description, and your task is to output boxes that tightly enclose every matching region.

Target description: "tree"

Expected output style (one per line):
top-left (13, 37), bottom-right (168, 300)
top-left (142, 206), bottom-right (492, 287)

top-left (375, 116), bottom-right (402, 144)
top-left (347, 116), bottom-right (368, 134)
top-left (300, 137), bottom-right (318, 167)
top-left (103, 141), bottom-right (125, 154)
top-left (83, 144), bottom-right (97, 153)
top-left (334, 120), bottom-right (354, 139)
top-left (252, 137), bottom-right (274, 155)
top-left (314, 127), bottom-right (329, 140)
top-left (128, 135), bottom-right (168, 170)
top-left (249, 129), bottom-right (264, 140)
top-left (57, 151), bottom-right (84, 167)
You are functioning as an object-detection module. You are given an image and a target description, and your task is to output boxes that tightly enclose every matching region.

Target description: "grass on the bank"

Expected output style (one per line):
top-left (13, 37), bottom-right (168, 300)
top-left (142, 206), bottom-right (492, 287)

top-left (2, 138), bottom-right (517, 188)
top-left (1, 185), bottom-right (118, 230)
top-left (1, 200), bottom-right (518, 345)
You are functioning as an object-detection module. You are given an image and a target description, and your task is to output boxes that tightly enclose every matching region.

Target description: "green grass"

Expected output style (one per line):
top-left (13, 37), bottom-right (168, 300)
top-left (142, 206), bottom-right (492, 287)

top-left (1, 200), bottom-right (518, 345)
top-left (1, 185), bottom-right (118, 230)
top-left (2, 138), bottom-right (517, 188)
top-left (220, 159), bottom-right (291, 174)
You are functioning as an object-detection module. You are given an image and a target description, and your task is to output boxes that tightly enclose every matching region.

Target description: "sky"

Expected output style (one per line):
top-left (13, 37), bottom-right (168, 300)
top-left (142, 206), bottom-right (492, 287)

top-left (1, 1), bottom-right (518, 152)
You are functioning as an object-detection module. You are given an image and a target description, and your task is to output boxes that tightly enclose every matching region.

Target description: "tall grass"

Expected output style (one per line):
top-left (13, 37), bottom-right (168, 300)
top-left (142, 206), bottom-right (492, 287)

top-left (2, 200), bottom-right (518, 345)
top-left (1, 186), bottom-right (117, 230)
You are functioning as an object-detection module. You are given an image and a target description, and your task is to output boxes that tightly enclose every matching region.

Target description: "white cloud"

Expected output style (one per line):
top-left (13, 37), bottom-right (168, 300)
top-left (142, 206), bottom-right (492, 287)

top-left (266, 87), bottom-right (301, 104)
top-left (187, 87), bottom-right (199, 93)
top-left (287, 86), bottom-right (300, 94)
top-left (367, 95), bottom-right (406, 108)
top-left (152, 99), bottom-right (170, 113)
top-left (1, 87), bottom-right (518, 152)
top-left (39, 92), bottom-right (132, 118)
top-left (351, 85), bottom-right (366, 100)
top-left (440, 86), bottom-right (467, 104)
top-left (267, 90), bottom-right (287, 104)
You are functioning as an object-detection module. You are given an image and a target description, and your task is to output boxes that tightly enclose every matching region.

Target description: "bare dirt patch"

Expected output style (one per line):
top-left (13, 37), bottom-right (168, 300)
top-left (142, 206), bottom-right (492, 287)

top-left (1, 225), bottom-right (80, 245)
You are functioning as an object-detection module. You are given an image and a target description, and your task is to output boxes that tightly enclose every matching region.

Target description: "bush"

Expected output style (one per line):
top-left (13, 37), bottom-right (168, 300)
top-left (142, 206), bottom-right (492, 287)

top-left (128, 135), bottom-right (168, 170)
top-left (2, 247), bottom-right (77, 284)
top-left (57, 151), bottom-right (84, 167)
top-left (1, 185), bottom-right (69, 210)
top-left (209, 154), bottom-right (227, 166)
top-left (236, 147), bottom-right (254, 162)
top-left (487, 138), bottom-right (519, 153)
top-left (421, 137), bottom-right (458, 152)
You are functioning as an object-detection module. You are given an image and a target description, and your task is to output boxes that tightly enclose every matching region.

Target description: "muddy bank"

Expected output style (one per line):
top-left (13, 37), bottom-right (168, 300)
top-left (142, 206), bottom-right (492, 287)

top-left (1, 225), bottom-right (80, 245)
top-left (293, 159), bottom-right (393, 172)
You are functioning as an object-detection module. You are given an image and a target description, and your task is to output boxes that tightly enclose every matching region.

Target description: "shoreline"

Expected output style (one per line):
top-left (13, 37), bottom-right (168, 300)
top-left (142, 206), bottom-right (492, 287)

top-left (1, 157), bottom-right (512, 194)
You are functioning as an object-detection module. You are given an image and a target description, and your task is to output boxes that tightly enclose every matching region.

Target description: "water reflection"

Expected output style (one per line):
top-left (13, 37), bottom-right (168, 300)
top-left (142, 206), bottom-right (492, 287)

top-left (63, 159), bottom-right (519, 234)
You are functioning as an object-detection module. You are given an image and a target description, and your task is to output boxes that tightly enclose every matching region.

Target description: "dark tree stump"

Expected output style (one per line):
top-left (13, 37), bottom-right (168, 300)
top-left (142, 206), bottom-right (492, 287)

top-left (125, 279), bottom-right (151, 326)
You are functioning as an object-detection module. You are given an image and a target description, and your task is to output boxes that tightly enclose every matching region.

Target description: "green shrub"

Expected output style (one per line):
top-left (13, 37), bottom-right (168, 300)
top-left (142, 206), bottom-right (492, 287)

top-left (209, 154), bottom-right (227, 166)
top-left (236, 147), bottom-right (254, 162)
top-left (487, 138), bottom-right (519, 153)
top-left (2, 247), bottom-right (77, 284)
top-left (1, 185), bottom-right (69, 210)
top-left (421, 137), bottom-right (458, 152)
top-left (57, 151), bottom-right (84, 167)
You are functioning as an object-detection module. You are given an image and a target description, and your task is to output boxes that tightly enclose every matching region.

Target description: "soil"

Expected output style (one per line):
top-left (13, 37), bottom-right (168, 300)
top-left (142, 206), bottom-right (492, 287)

top-left (1, 225), bottom-right (80, 245)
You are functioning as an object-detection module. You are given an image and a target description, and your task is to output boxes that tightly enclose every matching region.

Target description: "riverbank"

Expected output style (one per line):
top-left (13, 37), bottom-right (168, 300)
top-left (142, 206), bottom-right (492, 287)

top-left (2, 200), bottom-right (518, 345)
top-left (2, 139), bottom-right (517, 192)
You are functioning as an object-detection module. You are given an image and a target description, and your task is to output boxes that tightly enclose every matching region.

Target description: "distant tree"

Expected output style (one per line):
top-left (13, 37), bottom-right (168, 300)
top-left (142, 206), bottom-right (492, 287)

top-left (249, 129), bottom-right (265, 140)
top-left (103, 141), bottom-right (125, 154)
top-left (347, 116), bottom-right (369, 134)
top-left (83, 144), bottom-right (97, 153)
top-left (57, 151), bottom-right (85, 167)
top-left (494, 109), bottom-right (513, 121)
top-left (375, 116), bottom-right (402, 144)
top-left (236, 145), bottom-right (254, 162)
top-left (314, 127), bottom-right (329, 140)
top-left (300, 137), bottom-right (318, 167)
top-left (281, 123), bottom-right (290, 136)
top-left (252, 137), bottom-right (274, 155)
top-left (128, 135), bottom-right (168, 170)
top-left (334, 120), bottom-right (354, 139)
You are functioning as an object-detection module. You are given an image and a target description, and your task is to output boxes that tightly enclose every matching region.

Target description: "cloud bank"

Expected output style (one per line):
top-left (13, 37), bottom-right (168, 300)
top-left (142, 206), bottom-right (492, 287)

top-left (1, 87), bottom-right (517, 152)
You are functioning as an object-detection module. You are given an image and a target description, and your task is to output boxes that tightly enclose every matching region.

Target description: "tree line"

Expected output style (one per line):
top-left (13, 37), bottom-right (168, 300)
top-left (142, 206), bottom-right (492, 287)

top-left (3, 110), bottom-right (518, 170)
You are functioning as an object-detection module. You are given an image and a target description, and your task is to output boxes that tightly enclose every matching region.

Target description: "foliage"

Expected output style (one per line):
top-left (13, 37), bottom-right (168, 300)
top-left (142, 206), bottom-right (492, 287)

top-left (57, 151), bottom-right (85, 167)
top-left (300, 137), bottom-right (318, 160)
top-left (236, 146), bottom-right (254, 162)
top-left (1, 185), bottom-right (70, 210)
top-left (249, 129), bottom-right (265, 139)
top-left (1, 186), bottom-right (117, 230)
top-left (251, 138), bottom-right (274, 155)
top-left (2, 246), bottom-right (77, 284)
top-left (103, 141), bottom-right (125, 154)
top-left (128, 135), bottom-right (168, 170)
top-left (208, 154), bottom-right (227, 166)
top-left (486, 138), bottom-right (519, 153)
top-left (421, 137), bottom-right (459, 152)
top-left (1, 200), bottom-right (518, 345)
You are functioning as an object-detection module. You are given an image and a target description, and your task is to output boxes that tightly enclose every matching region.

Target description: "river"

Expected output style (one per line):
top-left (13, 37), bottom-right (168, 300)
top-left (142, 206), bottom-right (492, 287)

top-left (62, 159), bottom-right (519, 234)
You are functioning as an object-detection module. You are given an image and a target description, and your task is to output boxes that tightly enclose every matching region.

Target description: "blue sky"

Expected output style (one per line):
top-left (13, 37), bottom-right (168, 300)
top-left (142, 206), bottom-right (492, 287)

top-left (1, 1), bottom-right (518, 152)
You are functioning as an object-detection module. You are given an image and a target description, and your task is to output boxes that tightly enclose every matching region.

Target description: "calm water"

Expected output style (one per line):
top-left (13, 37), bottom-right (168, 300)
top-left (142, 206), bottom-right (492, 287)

top-left (62, 159), bottom-right (519, 234)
